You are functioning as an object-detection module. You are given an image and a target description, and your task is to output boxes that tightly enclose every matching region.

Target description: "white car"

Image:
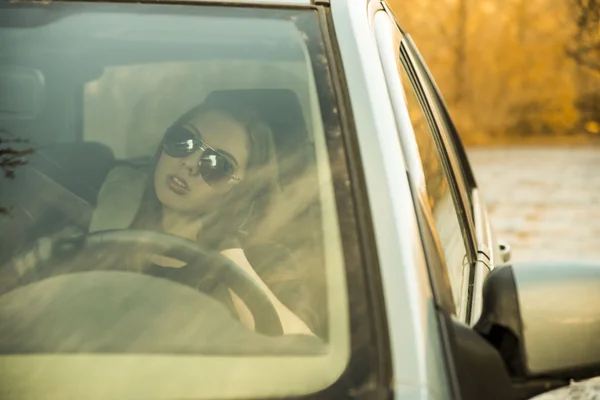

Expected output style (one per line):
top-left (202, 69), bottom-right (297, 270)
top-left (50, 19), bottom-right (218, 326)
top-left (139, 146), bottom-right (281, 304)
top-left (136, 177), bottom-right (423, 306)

top-left (0, 0), bottom-right (598, 399)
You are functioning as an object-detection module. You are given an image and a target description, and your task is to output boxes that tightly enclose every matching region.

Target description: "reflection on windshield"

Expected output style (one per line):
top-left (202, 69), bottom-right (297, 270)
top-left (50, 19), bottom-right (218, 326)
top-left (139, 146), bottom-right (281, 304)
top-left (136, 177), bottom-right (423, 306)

top-left (0, 130), bottom-right (35, 216)
top-left (0, 2), bottom-right (352, 399)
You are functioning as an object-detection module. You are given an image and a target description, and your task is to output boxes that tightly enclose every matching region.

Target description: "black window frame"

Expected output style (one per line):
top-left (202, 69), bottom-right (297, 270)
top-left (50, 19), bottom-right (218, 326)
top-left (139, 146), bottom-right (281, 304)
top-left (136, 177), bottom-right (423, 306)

top-left (404, 36), bottom-right (494, 270)
top-left (401, 36), bottom-right (496, 320)
top-left (399, 40), bottom-right (477, 257)
top-left (403, 35), bottom-right (479, 193)
top-left (397, 38), bottom-right (479, 318)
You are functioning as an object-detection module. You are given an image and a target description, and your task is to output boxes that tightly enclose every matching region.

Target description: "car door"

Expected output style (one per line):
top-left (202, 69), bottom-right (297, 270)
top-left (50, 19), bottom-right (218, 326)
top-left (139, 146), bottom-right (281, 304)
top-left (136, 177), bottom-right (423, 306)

top-left (373, 6), bottom-right (480, 323)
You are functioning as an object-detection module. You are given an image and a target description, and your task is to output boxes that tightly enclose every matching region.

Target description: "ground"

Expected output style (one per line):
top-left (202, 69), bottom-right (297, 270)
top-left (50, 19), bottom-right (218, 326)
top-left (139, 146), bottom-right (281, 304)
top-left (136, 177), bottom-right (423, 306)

top-left (468, 146), bottom-right (600, 400)
top-left (468, 146), bottom-right (600, 262)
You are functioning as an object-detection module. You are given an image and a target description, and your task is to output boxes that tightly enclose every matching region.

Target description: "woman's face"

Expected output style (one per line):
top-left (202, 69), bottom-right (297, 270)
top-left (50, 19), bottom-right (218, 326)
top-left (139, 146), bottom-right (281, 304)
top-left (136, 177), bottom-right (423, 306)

top-left (154, 110), bottom-right (250, 215)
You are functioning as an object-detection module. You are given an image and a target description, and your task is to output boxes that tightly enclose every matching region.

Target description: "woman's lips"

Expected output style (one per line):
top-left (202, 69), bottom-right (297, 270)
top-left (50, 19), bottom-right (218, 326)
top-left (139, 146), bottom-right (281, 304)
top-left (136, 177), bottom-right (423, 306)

top-left (167, 174), bottom-right (189, 194)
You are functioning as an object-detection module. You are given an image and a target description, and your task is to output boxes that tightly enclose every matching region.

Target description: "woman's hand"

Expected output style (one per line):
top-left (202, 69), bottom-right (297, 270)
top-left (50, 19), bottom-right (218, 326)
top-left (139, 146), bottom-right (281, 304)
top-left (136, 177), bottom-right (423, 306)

top-left (221, 248), bottom-right (314, 336)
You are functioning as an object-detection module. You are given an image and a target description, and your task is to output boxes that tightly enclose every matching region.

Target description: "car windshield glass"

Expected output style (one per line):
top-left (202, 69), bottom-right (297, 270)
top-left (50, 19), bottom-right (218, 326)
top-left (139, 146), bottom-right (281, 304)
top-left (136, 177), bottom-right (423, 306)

top-left (0, 2), bottom-right (354, 398)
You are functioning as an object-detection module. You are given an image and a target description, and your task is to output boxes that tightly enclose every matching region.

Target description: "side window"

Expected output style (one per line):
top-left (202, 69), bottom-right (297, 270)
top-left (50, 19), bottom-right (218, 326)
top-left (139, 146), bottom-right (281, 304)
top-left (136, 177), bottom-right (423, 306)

top-left (405, 35), bottom-right (478, 193)
top-left (397, 61), bottom-right (470, 313)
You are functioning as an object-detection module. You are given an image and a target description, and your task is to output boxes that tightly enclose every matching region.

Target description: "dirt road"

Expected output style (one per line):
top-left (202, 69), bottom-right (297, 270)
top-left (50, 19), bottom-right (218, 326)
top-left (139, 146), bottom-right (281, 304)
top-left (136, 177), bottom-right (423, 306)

top-left (468, 147), bottom-right (600, 263)
top-left (468, 146), bottom-right (600, 400)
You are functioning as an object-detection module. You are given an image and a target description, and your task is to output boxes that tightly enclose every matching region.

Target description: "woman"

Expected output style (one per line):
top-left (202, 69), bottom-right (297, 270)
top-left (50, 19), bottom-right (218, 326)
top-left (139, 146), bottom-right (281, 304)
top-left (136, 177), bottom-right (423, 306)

top-left (88, 101), bottom-right (313, 336)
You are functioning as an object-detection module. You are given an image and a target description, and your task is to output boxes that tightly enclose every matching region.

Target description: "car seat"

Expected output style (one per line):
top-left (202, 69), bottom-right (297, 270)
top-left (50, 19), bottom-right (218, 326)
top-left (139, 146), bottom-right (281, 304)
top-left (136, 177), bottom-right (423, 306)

top-left (29, 141), bottom-right (116, 207)
top-left (0, 141), bottom-right (115, 265)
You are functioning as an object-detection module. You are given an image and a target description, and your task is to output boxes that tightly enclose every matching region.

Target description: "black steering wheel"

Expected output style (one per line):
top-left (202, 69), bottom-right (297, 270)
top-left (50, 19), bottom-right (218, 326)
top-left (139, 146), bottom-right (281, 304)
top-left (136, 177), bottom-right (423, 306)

top-left (16, 229), bottom-right (283, 336)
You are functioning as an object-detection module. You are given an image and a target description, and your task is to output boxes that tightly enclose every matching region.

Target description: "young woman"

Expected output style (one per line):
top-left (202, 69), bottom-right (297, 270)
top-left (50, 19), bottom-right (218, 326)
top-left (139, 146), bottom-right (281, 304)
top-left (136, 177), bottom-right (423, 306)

top-left (88, 100), bottom-right (314, 336)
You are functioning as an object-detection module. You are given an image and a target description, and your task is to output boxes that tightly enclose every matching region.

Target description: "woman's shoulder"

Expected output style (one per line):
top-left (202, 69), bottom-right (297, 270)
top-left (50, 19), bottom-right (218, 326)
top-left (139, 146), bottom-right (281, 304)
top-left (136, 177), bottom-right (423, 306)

top-left (89, 165), bottom-right (149, 232)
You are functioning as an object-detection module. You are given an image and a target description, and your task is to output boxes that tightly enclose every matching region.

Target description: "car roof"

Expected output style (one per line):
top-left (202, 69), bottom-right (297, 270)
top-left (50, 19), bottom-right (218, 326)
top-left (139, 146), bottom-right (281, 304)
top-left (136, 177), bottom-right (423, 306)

top-left (178, 0), bottom-right (313, 5)
top-left (160, 0), bottom-right (360, 7)
top-left (180, 0), bottom-right (373, 11)
top-left (15, 0), bottom-right (371, 9)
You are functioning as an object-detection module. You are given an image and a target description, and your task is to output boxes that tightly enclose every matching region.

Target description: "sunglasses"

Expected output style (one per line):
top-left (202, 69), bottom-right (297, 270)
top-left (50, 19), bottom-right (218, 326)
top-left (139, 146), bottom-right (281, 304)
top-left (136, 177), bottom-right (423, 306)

top-left (161, 126), bottom-right (241, 188)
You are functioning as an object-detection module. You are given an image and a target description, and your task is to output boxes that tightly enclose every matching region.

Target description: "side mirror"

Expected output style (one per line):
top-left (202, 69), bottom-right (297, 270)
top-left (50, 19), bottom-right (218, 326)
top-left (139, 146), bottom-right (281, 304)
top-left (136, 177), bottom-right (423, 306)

top-left (474, 262), bottom-right (600, 399)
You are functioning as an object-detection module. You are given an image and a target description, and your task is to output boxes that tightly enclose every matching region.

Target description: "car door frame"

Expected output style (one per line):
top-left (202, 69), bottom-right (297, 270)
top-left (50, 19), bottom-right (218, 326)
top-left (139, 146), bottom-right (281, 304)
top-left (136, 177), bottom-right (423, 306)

top-left (398, 33), bottom-right (498, 323)
top-left (380, 0), bottom-right (498, 324)
top-left (373, 9), bottom-right (481, 323)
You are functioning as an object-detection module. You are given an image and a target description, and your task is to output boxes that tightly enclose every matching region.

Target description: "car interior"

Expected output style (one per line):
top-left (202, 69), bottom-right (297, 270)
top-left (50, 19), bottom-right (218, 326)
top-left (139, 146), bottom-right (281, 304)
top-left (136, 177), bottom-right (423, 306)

top-left (0, 4), bottom-right (333, 346)
top-left (0, 82), bottom-right (329, 334)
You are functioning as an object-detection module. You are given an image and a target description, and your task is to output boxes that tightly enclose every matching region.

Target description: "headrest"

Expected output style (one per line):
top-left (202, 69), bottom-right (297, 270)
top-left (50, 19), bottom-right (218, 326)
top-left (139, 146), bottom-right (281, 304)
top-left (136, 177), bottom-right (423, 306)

top-left (30, 141), bottom-right (115, 206)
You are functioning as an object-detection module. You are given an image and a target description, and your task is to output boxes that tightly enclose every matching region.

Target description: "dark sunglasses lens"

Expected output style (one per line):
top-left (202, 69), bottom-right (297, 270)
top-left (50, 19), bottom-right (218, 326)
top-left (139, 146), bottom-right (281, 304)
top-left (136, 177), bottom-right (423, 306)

top-left (163, 127), bottom-right (197, 157)
top-left (199, 149), bottom-right (234, 187)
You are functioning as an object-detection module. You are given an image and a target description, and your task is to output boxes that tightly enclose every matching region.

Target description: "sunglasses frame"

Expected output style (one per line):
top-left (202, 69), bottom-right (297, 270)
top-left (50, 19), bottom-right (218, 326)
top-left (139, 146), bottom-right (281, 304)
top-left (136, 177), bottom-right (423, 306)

top-left (161, 126), bottom-right (242, 186)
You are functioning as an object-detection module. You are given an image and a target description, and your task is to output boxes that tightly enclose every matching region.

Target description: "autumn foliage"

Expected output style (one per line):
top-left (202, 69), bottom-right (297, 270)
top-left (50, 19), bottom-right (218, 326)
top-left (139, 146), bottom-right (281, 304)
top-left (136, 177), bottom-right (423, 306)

top-left (387, 0), bottom-right (600, 144)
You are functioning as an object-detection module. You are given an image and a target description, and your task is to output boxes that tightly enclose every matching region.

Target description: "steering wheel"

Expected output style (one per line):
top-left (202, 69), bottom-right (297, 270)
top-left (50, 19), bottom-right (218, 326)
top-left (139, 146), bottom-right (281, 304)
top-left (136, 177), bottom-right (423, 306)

top-left (17, 229), bottom-right (283, 336)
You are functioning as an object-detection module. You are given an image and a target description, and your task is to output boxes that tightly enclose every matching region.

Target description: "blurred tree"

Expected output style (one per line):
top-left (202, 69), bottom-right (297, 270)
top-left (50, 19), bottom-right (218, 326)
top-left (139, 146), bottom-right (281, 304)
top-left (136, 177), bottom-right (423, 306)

top-left (567, 0), bottom-right (600, 133)
top-left (567, 0), bottom-right (600, 72)
top-left (387, 0), bottom-right (583, 143)
top-left (455, 0), bottom-right (468, 104)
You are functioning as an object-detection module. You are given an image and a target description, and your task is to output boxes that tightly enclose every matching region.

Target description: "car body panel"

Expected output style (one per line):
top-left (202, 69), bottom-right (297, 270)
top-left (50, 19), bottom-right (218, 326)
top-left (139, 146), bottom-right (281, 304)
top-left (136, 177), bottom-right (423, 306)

top-left (330, 1), bottom-right (452, 398)
top-left (372, 9), bottom-right (456, 319)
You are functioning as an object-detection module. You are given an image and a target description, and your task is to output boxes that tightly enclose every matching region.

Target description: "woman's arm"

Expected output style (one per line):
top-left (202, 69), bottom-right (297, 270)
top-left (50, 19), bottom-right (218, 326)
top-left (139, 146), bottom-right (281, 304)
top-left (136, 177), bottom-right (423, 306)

top-left (221, 248), bottom-right (314, 336)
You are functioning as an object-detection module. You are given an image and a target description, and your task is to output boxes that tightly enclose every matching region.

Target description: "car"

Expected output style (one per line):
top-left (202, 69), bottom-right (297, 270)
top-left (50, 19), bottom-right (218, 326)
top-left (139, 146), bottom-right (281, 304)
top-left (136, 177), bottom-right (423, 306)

top-left (0, 0), bottom-right (598, 399)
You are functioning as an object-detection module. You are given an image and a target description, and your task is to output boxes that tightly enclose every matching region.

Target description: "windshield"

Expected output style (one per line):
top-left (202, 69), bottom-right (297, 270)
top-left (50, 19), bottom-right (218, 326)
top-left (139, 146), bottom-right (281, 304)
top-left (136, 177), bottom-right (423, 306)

top-left (0, 2), bottom-right (356, 398)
